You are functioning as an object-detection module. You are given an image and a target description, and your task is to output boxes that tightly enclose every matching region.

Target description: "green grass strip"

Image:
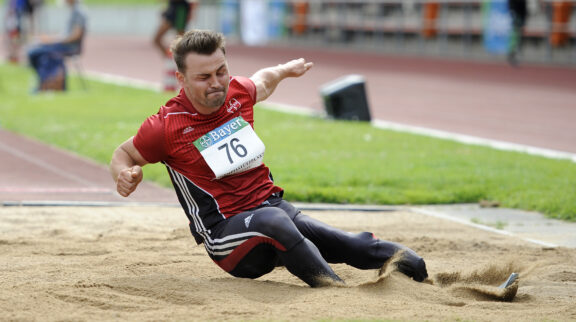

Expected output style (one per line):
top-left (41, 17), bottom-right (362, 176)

top-left (1, 63), bottom-right (575, 221)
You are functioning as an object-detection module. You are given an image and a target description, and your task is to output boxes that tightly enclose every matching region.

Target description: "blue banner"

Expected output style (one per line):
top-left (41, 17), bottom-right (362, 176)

top-left (483, 0), bottom-right (512, 55)
top-left (268, 0), bottom-right (287, 39)
top-left (221, 0), bottom-right (239, 36)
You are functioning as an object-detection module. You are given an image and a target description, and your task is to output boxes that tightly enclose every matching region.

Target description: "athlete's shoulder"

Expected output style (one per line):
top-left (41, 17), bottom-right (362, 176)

top-left (134, 113), bottom-right (166, 164)
top-left (230, 76), bottom-right (256, 102)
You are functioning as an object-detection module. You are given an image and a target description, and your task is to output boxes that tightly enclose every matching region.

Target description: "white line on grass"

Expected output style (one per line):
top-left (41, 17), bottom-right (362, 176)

top-left (372, 119), bottom-right (576, 163)
top-left (85, 73), bottom-right (576, 163)
top-left (83, 71), bottom-right (162, 92)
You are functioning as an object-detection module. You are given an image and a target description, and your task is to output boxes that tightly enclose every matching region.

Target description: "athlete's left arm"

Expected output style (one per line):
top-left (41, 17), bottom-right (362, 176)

top-left (250, 58), bottom-right (313, 103)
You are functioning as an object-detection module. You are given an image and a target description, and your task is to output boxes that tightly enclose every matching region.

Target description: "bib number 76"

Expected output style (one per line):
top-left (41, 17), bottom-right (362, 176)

top-left (218, 138), bottom-right (248, 164)
top-left (194, 116), bottom-right (265, 178)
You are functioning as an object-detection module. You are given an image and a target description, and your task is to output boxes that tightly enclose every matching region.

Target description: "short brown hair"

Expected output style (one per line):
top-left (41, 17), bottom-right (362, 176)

top-left (170, 29), bottom-right (226, 73)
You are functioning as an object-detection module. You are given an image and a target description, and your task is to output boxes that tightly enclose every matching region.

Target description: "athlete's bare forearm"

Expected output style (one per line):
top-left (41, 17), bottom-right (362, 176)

top-left (109, 137), bottom-right (148, 197)
top-left (251, 58), bottom-right (313, 102)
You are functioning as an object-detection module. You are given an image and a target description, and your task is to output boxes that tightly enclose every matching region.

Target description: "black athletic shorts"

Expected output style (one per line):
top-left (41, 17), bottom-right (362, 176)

top-left (162, 1), bottom-right (191, 32)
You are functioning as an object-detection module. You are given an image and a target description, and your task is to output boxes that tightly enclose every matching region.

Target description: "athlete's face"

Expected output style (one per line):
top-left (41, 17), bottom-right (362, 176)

top-left (177, 49), bottom-right (230, 115)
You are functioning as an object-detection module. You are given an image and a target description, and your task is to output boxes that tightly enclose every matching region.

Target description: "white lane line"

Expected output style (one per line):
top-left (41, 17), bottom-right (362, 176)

top-left (410, 207), bottom-right (559, 248)
top-left (0, 140), bottom-right (100, 187)
top-left (0, 187), bottom-right (113, 193)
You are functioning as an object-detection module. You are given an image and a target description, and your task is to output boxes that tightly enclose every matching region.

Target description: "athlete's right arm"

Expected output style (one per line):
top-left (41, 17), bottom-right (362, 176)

top-left (109, 137), bottom-right (149, 197)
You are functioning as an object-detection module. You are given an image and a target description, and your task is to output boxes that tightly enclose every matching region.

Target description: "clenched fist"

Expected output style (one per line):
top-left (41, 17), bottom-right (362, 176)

top-left (116, 165), bottom-right (143, 197)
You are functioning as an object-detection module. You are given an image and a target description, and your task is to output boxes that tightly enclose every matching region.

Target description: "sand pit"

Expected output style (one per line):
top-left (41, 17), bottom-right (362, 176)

top-left (1, 206), bottom-right (575, 321)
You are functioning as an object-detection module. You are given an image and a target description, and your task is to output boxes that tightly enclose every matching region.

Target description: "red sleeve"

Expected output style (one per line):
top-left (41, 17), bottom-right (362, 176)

top-left (133, 114), bottom-right (167, 163)
top-left (234, 76), bottom-right (257, 103)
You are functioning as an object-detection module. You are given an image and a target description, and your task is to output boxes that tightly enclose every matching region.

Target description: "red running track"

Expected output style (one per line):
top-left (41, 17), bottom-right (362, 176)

top-left (82, 35), bottom-right (576, 154)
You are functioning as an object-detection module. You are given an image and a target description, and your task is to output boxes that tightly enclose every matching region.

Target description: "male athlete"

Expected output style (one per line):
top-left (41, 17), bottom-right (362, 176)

top-left (109, 29), bottom-right (428, 287)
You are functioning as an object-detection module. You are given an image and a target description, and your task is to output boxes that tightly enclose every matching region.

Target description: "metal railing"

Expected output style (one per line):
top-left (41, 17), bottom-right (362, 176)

top-left (195, 0), bottom-right (576, 64)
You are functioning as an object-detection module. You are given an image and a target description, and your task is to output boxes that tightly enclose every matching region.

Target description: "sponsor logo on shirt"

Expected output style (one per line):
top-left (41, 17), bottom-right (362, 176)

top-left (182, 126), bottom-right (194, 135)
top-left (194, 117), bottom-right (247, 150)
top-left (226, 98), bottom-right (241, 113)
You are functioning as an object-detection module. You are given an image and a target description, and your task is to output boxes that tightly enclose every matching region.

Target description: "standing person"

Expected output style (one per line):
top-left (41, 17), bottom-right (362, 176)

top-left (110, 30), bottom-right (428, 288)
top-left (4, 0), bottom-right (22, 63)
top-left (4, 0), bottom-right (41, 63)
top-left (507, 0), bottom-right (528, 66)
top-left (153, 0), bottom-right (195, 57)
top-left (27, 0), bottom-right (86, 91)
top-left (153, 0), bottom-right (196, 91)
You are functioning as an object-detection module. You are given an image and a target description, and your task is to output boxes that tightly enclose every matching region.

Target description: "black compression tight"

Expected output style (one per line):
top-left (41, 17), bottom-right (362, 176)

top-left (212, 198), bottom-right (427, 286)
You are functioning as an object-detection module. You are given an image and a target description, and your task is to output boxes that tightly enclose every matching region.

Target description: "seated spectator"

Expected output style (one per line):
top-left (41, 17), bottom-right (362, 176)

top-left (27, 0), bottom-right (86, 92)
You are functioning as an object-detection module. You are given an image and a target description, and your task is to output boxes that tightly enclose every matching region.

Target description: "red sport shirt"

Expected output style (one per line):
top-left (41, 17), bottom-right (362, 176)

top-left (133, 76), bottom-right (283, 243)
